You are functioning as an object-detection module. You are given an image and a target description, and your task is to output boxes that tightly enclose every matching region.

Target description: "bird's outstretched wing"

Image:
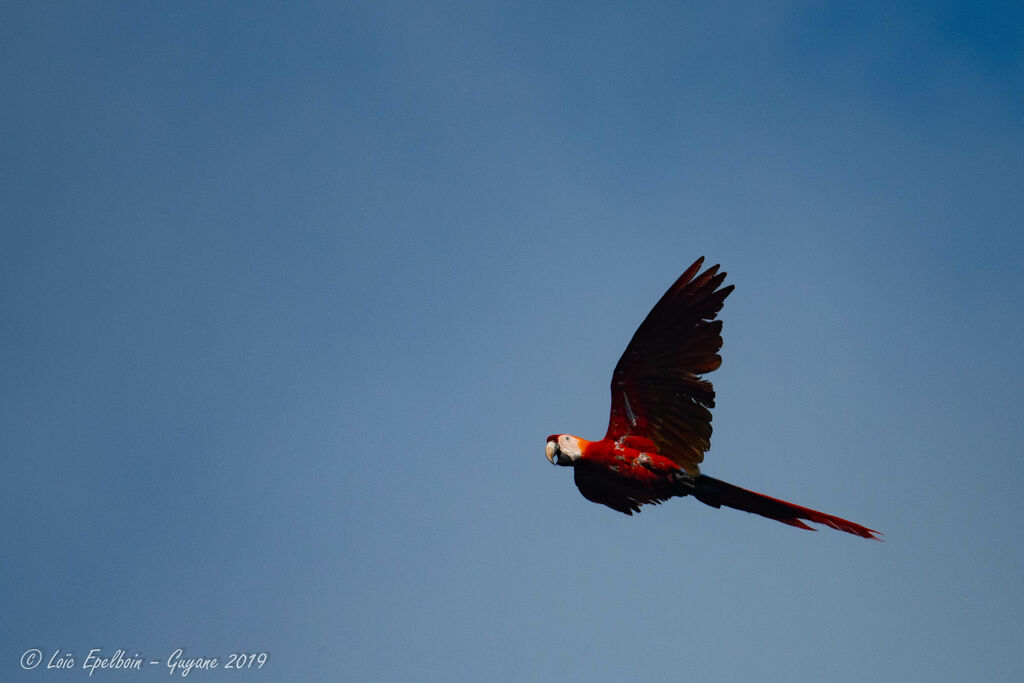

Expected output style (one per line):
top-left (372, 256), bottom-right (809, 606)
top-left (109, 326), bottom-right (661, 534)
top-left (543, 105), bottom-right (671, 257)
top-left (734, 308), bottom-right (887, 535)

top-left (605, 257), bottom-right (734, 475)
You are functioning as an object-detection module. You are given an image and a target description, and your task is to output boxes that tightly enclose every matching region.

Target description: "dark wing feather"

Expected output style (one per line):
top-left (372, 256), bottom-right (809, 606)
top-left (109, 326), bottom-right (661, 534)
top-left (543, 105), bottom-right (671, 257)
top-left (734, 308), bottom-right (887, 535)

top-left (573, 462), bottom-right (675, 515)
top-left (605, 257), bottom-right (734, 475)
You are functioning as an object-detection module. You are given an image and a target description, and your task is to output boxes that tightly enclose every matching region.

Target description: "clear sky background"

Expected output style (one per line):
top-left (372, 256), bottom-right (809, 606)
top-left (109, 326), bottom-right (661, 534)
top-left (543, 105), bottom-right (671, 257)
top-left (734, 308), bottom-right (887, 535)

top-left (3, 2), bottom-right (1023, 681)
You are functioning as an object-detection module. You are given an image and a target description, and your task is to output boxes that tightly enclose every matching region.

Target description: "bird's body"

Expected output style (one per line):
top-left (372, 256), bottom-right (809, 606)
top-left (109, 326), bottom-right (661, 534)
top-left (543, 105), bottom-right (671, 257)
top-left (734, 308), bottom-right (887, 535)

top-left (567, 436), bottom-right (683, 510)
top-left (545, 257), bottom-right (880, 540)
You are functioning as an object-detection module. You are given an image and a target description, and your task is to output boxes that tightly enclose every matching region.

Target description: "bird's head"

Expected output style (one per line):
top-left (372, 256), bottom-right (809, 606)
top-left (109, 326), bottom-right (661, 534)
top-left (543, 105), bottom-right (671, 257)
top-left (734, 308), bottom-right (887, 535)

top-left (545, 434), bottom-right (583, 466)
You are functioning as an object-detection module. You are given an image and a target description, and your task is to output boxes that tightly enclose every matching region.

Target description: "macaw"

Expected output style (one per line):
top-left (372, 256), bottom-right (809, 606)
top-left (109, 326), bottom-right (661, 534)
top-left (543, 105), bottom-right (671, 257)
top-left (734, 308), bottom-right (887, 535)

top-left (545, 257), bottom-right (879, 539)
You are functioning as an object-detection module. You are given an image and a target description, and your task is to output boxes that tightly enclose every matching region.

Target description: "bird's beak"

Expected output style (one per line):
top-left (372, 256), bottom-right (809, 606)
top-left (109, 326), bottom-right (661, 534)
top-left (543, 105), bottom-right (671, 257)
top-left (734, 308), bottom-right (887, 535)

top-left (545, 440), bottom-right (558, 465)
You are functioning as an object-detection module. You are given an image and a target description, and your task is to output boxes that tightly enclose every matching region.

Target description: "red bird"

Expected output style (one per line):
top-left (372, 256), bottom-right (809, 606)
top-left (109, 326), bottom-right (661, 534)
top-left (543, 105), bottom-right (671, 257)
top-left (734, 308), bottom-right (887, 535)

top-left (545, 257), bottom-right (879, 539)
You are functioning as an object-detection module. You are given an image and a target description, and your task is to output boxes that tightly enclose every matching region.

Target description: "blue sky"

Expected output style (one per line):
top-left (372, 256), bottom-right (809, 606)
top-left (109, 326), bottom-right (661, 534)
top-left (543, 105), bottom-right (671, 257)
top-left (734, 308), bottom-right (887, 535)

top-left (3, 2), bottom-right (1023, 681)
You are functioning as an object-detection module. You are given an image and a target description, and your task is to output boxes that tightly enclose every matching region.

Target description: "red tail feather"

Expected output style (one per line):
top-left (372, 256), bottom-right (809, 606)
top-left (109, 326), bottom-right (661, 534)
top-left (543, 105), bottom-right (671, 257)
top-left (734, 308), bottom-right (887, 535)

top-left (693, 475), bottom-right (881, 540)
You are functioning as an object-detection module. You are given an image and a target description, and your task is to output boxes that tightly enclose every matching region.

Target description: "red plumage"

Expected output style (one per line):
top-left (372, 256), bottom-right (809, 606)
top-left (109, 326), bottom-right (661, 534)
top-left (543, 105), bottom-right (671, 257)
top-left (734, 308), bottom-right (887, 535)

top-left (545, 257), bottom-right (880, 540)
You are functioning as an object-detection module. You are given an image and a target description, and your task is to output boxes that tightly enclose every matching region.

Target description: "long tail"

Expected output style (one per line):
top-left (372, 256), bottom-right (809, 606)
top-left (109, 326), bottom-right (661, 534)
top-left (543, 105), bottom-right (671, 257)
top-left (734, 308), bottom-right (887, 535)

top-left (692, 475), bottom-right (881, 540)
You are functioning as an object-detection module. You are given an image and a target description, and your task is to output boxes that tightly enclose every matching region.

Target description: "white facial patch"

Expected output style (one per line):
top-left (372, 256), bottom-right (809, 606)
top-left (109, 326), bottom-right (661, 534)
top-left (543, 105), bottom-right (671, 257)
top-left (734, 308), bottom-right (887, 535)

top-left (558, 435), bottom-right (582, 460)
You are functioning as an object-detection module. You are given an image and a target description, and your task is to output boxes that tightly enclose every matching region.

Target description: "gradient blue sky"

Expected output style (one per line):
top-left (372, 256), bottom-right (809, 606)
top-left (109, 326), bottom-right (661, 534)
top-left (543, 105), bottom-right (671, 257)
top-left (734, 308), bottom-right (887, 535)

top-left (3, 2), bottom-right (1023, 681)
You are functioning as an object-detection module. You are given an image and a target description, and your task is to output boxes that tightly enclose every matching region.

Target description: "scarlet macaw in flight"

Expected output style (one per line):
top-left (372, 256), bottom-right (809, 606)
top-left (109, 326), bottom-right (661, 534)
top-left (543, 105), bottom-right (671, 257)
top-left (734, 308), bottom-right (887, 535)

top-left (545, 257), bottom-right (879, 539)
